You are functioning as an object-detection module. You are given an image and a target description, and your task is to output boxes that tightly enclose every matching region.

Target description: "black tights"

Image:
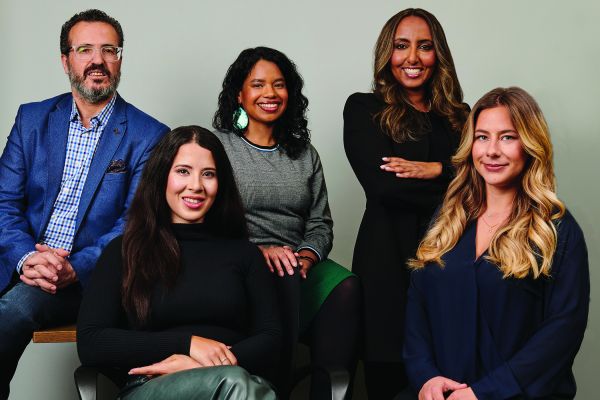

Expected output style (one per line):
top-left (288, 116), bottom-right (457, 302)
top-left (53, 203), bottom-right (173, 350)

top-left (302, 276), bottom-right (361, 400)
top-left (273, 273), bottom-right (361, 399)
top-left (364, 361), bottom-right (408, 400)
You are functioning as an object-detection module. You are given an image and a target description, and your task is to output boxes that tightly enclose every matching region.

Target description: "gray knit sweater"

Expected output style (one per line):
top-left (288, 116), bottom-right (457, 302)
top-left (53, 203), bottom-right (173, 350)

top-left (214, 131), bottom-right (333, 260)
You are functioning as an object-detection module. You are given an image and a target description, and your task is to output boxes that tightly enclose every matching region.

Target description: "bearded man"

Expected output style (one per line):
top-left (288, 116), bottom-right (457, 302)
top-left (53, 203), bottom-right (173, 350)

top-left (0, 10), bottom-right (168, 399)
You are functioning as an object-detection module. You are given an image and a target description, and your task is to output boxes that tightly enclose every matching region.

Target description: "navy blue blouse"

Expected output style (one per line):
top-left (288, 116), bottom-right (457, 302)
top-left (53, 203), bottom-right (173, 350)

top-left (404, 210), bottom-right (589, 399)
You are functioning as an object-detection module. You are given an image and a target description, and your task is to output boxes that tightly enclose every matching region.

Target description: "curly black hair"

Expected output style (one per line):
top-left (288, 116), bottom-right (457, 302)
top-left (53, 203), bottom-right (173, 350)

top-left (60, 9), bottom-right (124, 56)
top-left (213, 47), bottom-right (310, 159)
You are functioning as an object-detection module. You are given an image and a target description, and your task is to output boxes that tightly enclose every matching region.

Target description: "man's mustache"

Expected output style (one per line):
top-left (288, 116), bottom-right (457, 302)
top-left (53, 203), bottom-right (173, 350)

top-left (84, 63), bottom-right (111, 77)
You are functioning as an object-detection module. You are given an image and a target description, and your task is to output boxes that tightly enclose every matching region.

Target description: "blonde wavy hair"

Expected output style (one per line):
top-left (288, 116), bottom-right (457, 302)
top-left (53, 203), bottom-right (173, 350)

top-left (373, 8), bottom-right (469, 142)
top-left (409, 87), bottom-right (565, 278)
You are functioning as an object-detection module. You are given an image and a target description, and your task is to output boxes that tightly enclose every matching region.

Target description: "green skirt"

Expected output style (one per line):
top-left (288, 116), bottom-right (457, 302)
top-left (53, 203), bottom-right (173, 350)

top-left (299, 259), bottom-right (355, 332)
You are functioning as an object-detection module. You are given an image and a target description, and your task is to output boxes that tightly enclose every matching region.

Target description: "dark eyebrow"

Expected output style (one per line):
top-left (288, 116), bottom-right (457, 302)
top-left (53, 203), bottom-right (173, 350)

top-left (393, 38), bottom-right (433, 43)
top-left (250, 78), bottom-right (285, 83)
top-left (173, 163), bottom-right (192, 168)
top-left (75, 43), bottom-right (119, 47)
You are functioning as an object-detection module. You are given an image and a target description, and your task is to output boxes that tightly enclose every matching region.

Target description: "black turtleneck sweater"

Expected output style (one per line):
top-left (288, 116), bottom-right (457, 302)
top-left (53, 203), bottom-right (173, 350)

top-left (77, 223), bottom-right (281, 377)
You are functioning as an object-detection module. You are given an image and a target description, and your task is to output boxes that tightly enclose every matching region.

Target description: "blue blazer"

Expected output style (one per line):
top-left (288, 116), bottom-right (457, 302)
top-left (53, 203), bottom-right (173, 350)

top-left (403, 211), bottom-right (589, 399)
top-left (0, 93), bottom-right (169, 291)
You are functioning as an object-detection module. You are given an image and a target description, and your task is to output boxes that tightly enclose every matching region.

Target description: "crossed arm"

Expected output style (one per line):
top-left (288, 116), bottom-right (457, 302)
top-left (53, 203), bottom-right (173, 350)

top-left (343, 93), bottom-right (451, 212)
top-left (128, 336), bottom-right (239, 376)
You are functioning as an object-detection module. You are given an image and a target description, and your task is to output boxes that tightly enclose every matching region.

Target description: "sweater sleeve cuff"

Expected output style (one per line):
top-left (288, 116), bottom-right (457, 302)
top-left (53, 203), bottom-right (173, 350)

top-left (181, 334), bottom-right (194, 356)
top-left (440, 161), bottom-right (455, 181)
top-left (407, 362), bottom-right (442, 394)
top-left (295, 245), bottom-right (322, 261)
top-left (470, 362), bottom-right (522, 400)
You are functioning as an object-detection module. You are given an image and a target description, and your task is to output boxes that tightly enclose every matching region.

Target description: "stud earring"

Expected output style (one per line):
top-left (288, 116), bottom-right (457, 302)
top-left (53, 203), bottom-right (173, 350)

top-left (233, 107), bottom-right (248, 130)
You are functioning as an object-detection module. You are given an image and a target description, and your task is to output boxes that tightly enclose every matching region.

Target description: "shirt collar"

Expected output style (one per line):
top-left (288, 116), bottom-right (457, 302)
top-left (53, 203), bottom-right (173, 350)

top-left (69, 94), bottom-right (117, 128)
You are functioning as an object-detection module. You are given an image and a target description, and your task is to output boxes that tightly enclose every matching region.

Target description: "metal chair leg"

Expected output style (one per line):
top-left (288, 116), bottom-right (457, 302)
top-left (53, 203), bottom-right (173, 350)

top-left (329, 369), bottom-right (350, 400)
top-left (74, 365), bottom-right (98, 400)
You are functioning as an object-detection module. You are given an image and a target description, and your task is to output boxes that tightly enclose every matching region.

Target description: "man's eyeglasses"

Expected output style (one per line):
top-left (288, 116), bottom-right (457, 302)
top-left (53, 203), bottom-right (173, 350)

top-left (69, 45), bottom-right (123, 63)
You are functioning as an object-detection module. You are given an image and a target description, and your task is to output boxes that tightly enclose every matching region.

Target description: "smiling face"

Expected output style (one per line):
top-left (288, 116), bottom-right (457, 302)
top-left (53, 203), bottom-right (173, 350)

top-left (390, 16), bottom-right (436, 95)
top-left (61, 21), bottom-right (121, 104)
top-left (237, 59), bottom-right (288, 129)
top-left (166, 142), bottom-right (218, 224)
top-left (472, 106), bottom-right (528, 193)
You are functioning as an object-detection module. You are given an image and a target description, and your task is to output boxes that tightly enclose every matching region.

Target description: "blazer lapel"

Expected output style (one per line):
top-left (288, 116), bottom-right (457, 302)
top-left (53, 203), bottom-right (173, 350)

top-left (74, 95), bottom-right (127, 232)
top-left (40, 95), bottom-right (72, 238)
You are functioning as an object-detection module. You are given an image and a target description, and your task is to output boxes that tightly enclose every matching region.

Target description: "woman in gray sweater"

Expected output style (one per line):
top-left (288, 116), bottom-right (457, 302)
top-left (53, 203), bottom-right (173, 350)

top-left (213, 47), bottom-right (360, 400)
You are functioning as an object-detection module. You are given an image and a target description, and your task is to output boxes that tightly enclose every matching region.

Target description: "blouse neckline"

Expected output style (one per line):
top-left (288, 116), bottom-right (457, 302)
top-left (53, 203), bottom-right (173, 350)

top-left (240, 135), bottom-right (279, 152)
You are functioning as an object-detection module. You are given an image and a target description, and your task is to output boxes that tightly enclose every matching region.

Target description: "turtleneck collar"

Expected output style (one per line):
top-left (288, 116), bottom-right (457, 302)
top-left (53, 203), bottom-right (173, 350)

top-left (171, 223), bottom-right (215, 241)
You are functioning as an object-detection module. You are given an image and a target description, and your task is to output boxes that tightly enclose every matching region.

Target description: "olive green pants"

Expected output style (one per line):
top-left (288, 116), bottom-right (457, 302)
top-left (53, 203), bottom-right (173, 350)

top-left (121, 366), bottom-right (277, 400)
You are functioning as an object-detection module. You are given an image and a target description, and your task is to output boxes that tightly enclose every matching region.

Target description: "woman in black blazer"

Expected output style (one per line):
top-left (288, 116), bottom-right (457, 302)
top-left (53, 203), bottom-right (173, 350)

top-left (343, 8), bottom-right (469, 399)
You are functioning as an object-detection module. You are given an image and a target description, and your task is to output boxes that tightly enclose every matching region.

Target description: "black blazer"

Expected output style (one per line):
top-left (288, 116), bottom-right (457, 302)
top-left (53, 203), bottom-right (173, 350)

top-left (343, 92), bottom-right (460, 361)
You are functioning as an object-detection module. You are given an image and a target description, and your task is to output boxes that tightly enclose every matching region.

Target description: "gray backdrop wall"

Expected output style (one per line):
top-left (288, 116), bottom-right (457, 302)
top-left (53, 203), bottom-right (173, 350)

top-left (1, 0), bottom-right (598, 398)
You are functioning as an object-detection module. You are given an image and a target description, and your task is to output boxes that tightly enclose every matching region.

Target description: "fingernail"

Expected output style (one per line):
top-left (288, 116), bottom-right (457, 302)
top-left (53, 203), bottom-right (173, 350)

top-left (382, 157), bottom-right (388, 161)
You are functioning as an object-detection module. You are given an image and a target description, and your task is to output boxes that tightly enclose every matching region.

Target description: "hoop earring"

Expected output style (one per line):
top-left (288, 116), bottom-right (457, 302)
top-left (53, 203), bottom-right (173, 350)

top-left (233, 107), bottom-right (249, 130)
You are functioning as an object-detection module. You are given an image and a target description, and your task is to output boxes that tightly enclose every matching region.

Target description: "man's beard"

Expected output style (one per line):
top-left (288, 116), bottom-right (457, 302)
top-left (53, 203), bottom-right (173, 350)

top-left (68, 63), bottom-right (121, 104)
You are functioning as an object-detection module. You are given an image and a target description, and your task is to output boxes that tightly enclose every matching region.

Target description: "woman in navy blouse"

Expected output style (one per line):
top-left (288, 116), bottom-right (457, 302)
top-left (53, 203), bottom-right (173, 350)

top-left (403, 87), bottom-right (589, 400)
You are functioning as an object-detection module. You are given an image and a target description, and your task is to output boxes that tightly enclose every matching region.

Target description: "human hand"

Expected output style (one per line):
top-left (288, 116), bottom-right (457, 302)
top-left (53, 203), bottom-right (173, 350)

top-left (419, 376), bottom-right (468, 400)
top-left (381, 157), bottom-right (442, 180)
top-left (189, 336), bottom-right (237, 367)
top-left (128, 354), bottom-right (201, 376)
top-left (447, 387), bottom-right (477, 400)
top-left (20, 245), bottom-right (71, 293)
top-left (35, 244), bottom-right (77, 287)
top-left (258, 245), bottom-right (298, 277)
top-left (37, 244), bottom-right (77, 288)
top-left (296, 249), bottom-right (317, 279)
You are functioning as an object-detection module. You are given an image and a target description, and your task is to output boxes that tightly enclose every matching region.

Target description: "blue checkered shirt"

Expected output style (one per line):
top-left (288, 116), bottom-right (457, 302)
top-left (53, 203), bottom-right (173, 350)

top-left (16, 96), bottom-right (116, 272)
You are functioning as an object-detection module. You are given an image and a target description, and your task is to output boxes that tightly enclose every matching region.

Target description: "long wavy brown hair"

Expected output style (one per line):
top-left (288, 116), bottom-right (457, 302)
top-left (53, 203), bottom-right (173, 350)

top-left (122, 126), bottom-right (247, 326)
top-left (409, 87), bottom-right (565, 279)
top-left (373, 8), bottom-right (469, 142)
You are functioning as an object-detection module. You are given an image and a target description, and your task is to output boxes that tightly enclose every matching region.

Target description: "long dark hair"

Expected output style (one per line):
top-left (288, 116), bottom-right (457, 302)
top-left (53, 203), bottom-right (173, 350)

top-left (373, 8), bottom-right (469, 142)
top-left (122, 126), bottom-right (247, 326)
top-left (213, 46), bottom-right (310, 159)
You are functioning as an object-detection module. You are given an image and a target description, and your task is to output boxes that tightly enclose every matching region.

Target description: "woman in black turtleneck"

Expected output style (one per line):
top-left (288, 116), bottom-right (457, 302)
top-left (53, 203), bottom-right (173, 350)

top-left (77, 126), bottom-right (280, 400)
